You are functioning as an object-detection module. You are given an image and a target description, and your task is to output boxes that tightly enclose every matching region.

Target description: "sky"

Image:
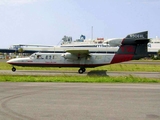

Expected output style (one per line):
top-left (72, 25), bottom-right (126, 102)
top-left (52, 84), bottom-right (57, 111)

top-left (0, 0), bottom-right (160, 48)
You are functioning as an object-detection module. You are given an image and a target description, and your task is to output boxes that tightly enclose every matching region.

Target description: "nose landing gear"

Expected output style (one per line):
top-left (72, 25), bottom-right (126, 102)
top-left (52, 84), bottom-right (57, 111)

top-left (78, 68), bottom-right (86, 74)
top-left (12, 67), bottom-right (16, 72)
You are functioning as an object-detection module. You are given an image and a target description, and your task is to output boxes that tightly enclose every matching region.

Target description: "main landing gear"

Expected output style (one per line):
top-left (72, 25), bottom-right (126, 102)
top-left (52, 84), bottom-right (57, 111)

top-left (12, 67), bottom-right (16, 72)
top-left (78, 68), bottom-right (86, 74)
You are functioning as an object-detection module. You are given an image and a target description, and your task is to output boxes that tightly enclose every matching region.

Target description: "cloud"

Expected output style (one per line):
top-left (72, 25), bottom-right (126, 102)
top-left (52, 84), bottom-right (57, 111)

top-left (0, 0), bottom-right (38, 6)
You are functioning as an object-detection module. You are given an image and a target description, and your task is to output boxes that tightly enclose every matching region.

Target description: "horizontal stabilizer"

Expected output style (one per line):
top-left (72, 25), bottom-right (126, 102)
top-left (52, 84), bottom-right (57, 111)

top-left (122, 39), bottom-right (150, 45)
top-left (122, 31), bottom-right (149, 45)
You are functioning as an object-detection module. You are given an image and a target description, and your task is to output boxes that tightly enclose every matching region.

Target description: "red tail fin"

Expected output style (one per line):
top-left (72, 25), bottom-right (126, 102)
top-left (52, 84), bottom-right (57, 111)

top-left (111, 31), bottom-right (149, 64)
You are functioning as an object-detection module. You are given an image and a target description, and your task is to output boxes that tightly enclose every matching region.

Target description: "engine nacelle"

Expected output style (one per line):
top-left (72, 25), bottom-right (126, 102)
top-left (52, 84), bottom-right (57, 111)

top-left (61, 52), bottom-right (78, 60)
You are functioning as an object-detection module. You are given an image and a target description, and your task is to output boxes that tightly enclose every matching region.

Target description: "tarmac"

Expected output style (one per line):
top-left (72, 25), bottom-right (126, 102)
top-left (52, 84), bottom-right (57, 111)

top-left (0, 83), bottom-right (160, 120)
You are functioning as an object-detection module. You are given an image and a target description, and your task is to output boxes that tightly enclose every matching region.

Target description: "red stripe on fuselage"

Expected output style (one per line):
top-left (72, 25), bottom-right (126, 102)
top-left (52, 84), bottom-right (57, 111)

top-left (110, 54), bottom-right (133, 64)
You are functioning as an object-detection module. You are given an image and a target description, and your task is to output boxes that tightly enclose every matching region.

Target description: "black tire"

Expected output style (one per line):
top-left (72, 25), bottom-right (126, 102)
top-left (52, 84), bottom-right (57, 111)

top-left (12, 67), bottom-right (16, 72)
top-left (78, 69), bottom-right (84, 74)
top-left (82, 68), bottom-right (86, 72)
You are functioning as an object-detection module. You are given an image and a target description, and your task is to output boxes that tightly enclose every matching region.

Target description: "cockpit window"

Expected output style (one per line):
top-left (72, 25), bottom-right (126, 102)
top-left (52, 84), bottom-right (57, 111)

top-left (30, 54), bottom-right (35, 59)
top-left (37, 55), bottom-right (42, 59)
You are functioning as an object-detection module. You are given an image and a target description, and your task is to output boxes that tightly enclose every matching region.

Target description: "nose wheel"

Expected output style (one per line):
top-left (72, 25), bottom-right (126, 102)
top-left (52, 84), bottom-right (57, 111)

top-left (12, 67), bottom-right (16, 72)
top-left (78, 68), bottom-right (86, 74)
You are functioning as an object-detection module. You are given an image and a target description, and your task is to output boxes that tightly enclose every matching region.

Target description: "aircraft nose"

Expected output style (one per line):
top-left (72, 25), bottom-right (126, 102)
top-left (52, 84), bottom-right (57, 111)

top-left (7, 59), bottom-right (11, 63)
top-left (7, 58), bottom-right (20, 64)
top-left (7, 59), bottom-right (14, 64)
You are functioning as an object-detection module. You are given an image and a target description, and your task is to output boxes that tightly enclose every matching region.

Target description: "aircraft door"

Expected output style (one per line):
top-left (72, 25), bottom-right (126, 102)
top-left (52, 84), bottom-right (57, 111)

top-left (84, 56), bottom-right (93, 65)
top-left (93, 55), bottom-right (106, 64)
top-left (80, 57), bottom-right (86, 66)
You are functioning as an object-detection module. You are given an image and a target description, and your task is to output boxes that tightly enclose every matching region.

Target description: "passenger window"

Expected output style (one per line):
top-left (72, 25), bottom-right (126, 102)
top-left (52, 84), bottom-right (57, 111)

top-left (49, 55), bottom-right (51, 59)
top-left (53, 56), bottom-right (54, 59)
top-left (46, 55), bottom-right (48, 59)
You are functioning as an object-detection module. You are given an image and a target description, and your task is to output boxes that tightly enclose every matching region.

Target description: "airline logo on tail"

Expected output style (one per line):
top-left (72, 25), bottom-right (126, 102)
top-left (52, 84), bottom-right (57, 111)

top-left (129, 34), bottom-right (144, 38)
top-left (126, 31), bottom-right (148, 39)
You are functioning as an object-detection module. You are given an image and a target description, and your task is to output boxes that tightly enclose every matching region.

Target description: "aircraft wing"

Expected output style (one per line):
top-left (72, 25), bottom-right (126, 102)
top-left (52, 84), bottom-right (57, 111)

top-left (63, 50), bottom-right (90, 59)
top-left (66, 50), bottom-right (89, 55)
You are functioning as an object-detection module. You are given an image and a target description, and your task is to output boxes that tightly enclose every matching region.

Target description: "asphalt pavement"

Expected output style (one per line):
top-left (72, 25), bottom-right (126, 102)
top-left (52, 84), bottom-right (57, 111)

top-left (0, 83), bottom-right (160, 120)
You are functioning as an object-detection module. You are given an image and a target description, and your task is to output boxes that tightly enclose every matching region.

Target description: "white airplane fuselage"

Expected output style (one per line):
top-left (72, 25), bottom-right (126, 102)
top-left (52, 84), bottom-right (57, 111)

top-left (7, 52), bottom-right (116, 68)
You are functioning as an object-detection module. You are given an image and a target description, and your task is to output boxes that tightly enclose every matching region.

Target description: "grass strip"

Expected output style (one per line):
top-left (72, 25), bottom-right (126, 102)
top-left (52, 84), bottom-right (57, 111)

top-left (0, 75), bottom-right (159, 83)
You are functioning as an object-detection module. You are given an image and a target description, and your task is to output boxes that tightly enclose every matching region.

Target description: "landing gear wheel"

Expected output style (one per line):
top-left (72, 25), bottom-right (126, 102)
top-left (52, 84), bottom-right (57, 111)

top-left (78, 68), bottom-right (86, 74)
top-left (82, 68), bottom-right (86, 72)
top-left (78, 69), bottom-right (84, 74)
top-left (12, 67), bottom-right (16, 72)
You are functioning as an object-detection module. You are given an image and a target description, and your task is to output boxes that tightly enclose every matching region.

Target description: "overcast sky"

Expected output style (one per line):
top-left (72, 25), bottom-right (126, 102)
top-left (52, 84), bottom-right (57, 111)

top-left (0, 0), bottom-right (160, 48)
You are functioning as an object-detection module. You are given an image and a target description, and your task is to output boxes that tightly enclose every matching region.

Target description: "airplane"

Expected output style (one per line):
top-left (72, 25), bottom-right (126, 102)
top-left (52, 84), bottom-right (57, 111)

top-left (7, 31), bottom-right (149, 74)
